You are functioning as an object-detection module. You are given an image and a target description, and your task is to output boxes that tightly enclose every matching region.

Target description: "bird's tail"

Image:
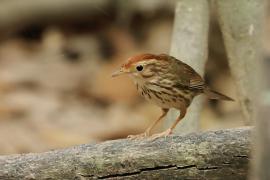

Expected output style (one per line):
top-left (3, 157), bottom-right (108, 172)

top-left (204, 87), bottom-right (234, 101)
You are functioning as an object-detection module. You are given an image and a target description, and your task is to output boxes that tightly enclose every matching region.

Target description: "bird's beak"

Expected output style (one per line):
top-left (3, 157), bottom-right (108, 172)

top-left (111, 68), bottom-right (128, 77)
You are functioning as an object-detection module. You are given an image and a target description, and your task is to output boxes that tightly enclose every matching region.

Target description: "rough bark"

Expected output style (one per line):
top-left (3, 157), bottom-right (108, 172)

top-left (214, 0), bottom-right (264, 124)
top-left (166, 0), bottom-right (209, 134)
top-left (0, 128), bottom-right (251, 180)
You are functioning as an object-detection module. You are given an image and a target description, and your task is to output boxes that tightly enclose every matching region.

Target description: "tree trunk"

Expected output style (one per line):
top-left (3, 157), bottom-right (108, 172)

top-left (214, 0), bottom-right (264, 124)
top-left (166, 0), bottom-right (209, 134)
top-left (0, 128), bottom-right (251, 180)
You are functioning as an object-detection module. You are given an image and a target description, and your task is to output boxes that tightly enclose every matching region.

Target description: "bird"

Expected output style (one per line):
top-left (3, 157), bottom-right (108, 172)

top-left (112, 53), bottom-right (234, 139)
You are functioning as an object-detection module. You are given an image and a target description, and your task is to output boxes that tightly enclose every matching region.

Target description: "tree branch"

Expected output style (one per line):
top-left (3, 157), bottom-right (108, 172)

top-left (0, 127), bottom-right (251, 179)
top-left (0, 0), bottom-right (109, 36)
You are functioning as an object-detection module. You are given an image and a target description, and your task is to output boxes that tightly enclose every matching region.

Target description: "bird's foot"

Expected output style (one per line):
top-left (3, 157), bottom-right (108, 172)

top-left (127, 131), bottom-right (150, 140)
top-left (150, 128), bottom-right (172, 140)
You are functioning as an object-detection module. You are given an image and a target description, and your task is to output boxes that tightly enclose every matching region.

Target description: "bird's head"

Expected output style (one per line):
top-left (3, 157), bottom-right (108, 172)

top-left (112, 53), bottom-right (170, 83)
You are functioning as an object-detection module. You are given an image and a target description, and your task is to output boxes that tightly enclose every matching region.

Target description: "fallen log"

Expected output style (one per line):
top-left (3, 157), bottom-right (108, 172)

top-left (0, 127), bottom-right (251, 179)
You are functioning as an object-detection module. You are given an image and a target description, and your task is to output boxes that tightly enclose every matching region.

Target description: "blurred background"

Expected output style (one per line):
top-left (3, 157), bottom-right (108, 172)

top-left (0, 0), bottom-right (268, 155)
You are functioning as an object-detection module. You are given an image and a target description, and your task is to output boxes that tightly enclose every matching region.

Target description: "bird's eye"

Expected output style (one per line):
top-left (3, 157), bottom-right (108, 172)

top-left (136, 65), bottom-right (143, 71)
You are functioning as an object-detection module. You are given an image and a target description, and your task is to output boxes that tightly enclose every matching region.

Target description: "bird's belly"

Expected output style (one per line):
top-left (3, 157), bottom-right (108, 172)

top-left (138, 87), bottom-right (185, 109)
top-left (146, 94), bottom-right (177, 109)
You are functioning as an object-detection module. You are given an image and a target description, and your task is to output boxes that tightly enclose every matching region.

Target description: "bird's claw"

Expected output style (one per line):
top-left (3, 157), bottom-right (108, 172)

top-left (150, 128), bottom-right (172, 140)
top-left (127, 131), bottom-right (149, 140)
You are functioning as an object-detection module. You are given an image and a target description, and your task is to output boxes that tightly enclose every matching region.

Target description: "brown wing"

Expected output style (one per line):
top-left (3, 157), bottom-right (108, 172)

top-left (171, 57), bottom-right (205, 91)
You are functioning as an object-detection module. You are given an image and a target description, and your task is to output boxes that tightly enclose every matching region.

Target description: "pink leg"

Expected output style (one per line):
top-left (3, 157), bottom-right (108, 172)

top-left (151, 106), bottom-right (187, 140)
